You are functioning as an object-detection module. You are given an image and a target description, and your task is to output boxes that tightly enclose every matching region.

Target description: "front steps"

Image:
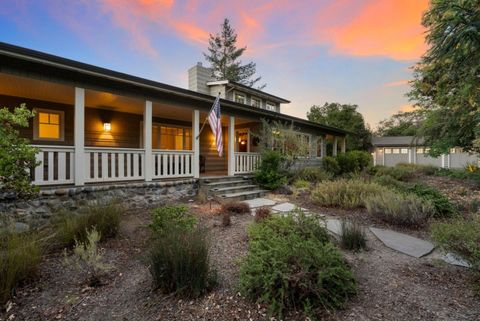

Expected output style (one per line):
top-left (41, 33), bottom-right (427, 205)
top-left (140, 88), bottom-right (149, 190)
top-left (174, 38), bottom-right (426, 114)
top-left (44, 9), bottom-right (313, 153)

top-left (199, 175), bottom-right (268, 201)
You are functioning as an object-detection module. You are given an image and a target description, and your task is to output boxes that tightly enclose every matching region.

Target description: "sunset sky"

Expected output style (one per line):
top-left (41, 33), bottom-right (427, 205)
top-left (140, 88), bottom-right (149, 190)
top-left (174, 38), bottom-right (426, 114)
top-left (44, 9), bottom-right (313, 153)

top-left (0, 0), bottom-right (429, 128)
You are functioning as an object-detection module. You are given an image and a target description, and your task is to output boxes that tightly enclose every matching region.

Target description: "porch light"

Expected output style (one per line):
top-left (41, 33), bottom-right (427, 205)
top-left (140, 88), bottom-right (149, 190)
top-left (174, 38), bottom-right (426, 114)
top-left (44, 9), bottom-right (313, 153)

top-left (240, 140), bottom-right (246, 145)
top-left (103, 122), bottom-right (111, 132)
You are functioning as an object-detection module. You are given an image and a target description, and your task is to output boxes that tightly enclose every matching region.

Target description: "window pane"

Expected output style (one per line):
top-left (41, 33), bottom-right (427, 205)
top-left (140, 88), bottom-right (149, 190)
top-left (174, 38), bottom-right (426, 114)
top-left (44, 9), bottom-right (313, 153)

top-left (39, 124), bottom-right (60, 139)
top-left (401, 148), bottom-right (408, 154)
top-left (49, 113), bottom-right (60, 125)
top-left (39, 112), bottom-right (49, 124)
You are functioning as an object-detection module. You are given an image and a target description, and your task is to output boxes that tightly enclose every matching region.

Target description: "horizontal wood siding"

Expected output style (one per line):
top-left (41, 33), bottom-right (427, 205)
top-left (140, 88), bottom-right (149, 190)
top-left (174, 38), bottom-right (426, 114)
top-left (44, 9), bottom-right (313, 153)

top-left (200, 126), bottom-right (227, 174)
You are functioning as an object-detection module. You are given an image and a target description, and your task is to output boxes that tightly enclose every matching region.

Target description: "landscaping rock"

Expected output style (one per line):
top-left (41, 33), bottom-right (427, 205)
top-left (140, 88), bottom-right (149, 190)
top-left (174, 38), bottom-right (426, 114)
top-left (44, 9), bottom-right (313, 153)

top-left (325, 218), bottom-right (342, 236)
top-left (369, 227), bottom-right (435, 258)
top-left (243, 198), bottom-right (275, 208)
top-left (441, 253), bottom-right (471, 268)
top-left (271, 202), bottom-right (307, 213)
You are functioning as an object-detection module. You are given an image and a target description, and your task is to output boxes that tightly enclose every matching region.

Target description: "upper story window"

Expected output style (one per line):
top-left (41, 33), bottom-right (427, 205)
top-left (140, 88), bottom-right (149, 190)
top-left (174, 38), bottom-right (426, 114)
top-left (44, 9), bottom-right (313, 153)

top-left (266, 101), bottom-right (277, 111)
top-left (34, 109), bottom-right (64, 141)
top-left (251, 97), bottom-right (261, 108)
top-left (234, 92), bottom-right (246, 104)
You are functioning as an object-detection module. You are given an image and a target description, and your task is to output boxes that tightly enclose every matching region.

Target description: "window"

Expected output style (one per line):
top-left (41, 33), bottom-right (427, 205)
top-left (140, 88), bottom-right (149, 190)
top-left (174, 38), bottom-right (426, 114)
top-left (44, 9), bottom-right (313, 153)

top-left (450, 148), bottom-right (456, 154)
top-left (392, 148), bottom-right (400, 154)
top-left (34, 109), bottom-right (64, 141)
top-left (384, 148), bottom-right (392, 154)
top-left (416, 148), bottom-right (424, 154)
top-left (266, 101), bottom-right (277, 111)
top-left (234, 92), bottom-right (246, 104)
top-left (146, 124), bottom-right (191, 150)
top-left (251, 97), bottom-right (261, 108)
top-left (400, 148), bottom-right (408, 154)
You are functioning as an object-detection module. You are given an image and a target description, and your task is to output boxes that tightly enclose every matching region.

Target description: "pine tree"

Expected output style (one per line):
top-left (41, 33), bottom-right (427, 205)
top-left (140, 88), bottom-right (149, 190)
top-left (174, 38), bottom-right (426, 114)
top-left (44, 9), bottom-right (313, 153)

top-left (204, 18), bottom-right (265, 89)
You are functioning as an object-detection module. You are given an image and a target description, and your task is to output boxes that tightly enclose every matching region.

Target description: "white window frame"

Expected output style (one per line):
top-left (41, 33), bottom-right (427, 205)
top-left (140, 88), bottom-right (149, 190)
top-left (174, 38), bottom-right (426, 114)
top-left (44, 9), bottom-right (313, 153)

top-left (233, 91), bottom-right (246, 104)
top-left (33, 108), bottom-right (65, 142)
top-left (265, 101), bottom-right (277, 111)
top-left (251, 96), bottom-right (262, 108)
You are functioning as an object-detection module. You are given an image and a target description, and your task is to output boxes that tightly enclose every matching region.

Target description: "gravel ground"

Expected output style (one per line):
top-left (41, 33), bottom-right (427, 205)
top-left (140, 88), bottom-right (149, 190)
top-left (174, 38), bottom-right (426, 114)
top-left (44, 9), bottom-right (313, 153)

top-left (1, 197), bottom-right (479, 321)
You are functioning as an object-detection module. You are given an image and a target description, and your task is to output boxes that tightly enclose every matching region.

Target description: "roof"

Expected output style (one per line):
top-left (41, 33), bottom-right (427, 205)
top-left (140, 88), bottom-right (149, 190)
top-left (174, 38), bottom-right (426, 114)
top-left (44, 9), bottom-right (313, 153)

top-left (372, 136), bottom-right (424, 147)
top-left (0, 41), bottom-right (347, 136)
top-left (206, 80), bottom-right (290, 104)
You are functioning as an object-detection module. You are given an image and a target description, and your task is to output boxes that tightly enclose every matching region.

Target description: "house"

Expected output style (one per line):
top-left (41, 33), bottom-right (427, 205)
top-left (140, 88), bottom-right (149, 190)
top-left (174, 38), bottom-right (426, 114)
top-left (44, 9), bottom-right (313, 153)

top-left (371, 136), bottom-right (479, 169)
top-left (0, 42), bottom-right (348, 188)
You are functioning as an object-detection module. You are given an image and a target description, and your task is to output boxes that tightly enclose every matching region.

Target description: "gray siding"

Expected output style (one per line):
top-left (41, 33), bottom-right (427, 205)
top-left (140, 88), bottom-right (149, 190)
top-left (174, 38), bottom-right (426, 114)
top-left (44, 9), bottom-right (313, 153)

top-left (188, 63), bottom-right (213, 95)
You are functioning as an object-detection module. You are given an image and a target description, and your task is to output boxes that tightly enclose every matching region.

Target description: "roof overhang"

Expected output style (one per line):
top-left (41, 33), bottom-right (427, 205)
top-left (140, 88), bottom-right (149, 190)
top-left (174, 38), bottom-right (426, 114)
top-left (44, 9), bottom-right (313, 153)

top-left (207, 80), bottom-right (290, 104)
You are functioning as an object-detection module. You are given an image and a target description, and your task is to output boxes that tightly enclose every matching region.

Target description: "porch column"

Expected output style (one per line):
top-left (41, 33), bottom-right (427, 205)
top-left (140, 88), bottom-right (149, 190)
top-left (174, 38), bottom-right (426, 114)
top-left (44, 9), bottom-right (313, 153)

top-left (341, 136), bottom-right (346, 153)
top-left (321, 136), bottom-right (326, 158)
top-left (382, 147), bottom-right (386, 166)
top-left (408, 148), bottom-right (412, 164)
top-left (228, 116), bottom-right (235, 176)
top-left (74, 87), bottom-right (85, 186)
top-left (192, 110), bottom-right (200, 178)
top-left (333, 137), bottom-right (338, 156)
top-left (144, 100), bottom-right (153, 182)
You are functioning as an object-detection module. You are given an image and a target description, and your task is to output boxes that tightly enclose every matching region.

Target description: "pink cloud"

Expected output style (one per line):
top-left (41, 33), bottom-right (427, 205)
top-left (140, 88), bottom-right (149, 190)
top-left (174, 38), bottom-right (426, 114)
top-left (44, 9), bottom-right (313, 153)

top-left (383, 80), bottom-right (410, 87)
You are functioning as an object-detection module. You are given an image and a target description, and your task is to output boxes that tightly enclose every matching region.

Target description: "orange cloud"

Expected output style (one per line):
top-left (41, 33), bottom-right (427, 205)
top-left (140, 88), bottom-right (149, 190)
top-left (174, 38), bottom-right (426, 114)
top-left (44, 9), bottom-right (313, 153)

top-left (325, 0), bottom-right (429, 60)
top-left (384, 79), bottom-right (410, 87)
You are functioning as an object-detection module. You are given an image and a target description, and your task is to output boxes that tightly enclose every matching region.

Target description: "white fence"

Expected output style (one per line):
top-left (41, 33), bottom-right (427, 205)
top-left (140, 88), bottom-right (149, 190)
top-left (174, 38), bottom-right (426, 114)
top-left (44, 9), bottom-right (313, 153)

top-left (32, 145), bottom-right (75, 185)
top-left (152, 150), bottom-right (194, 178)
top-left (235, 152), bottom-right (261, 174)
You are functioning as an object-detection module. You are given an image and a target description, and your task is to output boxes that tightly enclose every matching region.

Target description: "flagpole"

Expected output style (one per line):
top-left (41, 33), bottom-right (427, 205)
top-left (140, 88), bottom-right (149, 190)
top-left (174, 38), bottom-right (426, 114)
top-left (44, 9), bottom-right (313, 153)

top-left (196, 93), bottom-right (220, 140)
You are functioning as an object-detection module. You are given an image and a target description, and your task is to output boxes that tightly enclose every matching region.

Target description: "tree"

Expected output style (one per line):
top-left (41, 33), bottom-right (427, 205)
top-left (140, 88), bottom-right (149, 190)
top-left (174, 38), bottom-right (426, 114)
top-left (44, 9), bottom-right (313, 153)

top-left (376, 110), bottom-right (424, 136)
top-left (0, 104), bottom-right (38, 197)
top-left (204, 18), bottom-right (265, 89)
top-left (307, 103), bottom-right (371, 151)
top-left (409, 0), bottom-right (480, 156)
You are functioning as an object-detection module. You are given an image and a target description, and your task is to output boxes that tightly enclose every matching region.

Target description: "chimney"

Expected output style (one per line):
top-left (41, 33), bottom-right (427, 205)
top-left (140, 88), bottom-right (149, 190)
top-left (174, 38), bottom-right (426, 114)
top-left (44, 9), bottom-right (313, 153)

top-left (188, 62), bottom-right (214, 95)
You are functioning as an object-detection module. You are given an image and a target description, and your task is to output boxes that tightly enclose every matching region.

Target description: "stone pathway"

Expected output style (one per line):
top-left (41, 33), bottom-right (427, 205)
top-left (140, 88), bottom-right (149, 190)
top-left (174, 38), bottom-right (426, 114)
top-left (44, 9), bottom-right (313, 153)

top-left (244, 198), bottom-right (468, 267)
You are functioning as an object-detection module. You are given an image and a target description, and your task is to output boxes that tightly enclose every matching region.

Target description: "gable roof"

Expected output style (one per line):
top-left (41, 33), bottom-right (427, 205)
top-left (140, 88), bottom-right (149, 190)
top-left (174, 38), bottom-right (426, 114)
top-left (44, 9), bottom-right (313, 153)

top-left (0, 41), bottom-right (347, 136)
top-left (206, 80), bottom-right (290, 103)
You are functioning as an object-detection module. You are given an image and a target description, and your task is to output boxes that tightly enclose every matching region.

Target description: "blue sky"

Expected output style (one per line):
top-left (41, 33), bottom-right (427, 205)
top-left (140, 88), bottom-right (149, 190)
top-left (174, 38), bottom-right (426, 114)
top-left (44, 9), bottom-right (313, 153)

top-left (0, 0), bottom-right (429, 128)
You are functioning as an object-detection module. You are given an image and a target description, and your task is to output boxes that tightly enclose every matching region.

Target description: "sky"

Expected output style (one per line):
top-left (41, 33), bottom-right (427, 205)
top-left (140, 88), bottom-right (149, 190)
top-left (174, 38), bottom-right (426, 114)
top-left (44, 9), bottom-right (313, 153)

top-left (0, 0), bottom-right (429, 128)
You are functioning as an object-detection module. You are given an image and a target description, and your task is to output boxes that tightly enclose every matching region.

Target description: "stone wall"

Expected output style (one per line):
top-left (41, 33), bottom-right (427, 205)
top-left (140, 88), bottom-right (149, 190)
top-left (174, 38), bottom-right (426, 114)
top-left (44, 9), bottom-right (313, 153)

top-left (0, 179), bottom-right (198, 231)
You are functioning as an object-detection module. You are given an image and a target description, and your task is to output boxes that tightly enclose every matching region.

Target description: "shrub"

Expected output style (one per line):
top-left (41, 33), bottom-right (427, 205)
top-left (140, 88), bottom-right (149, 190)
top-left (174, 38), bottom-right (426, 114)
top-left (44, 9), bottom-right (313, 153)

top-left (0, 105), bottom-right (39, 198)
top-left (374, 166), bottom-right (415, 181)
top-left (54, 201), bottom-right (122, 247)
top-left (294, 167), bottom-right (333, 182)
top-left (405, 184), bottom-right (457, 219)
top-left (373, 175), bottom-right (407, 190)
top-left (254, 150), bottom-right (288, 190)
top-left (147, 227), bottom-right (217, 298)
top-left (321, 156), bottom-right (340, 175)
top-left (0, 231), bottom-right (44, 303)
top-left (293, 179), bottom-right (310, 189)
top-left (366, 191), bottom-right (434, 227)
top-left (221, 201), bottom-right (251, 215)
top-left (431, 216), bottom-right (480, 270)
top-left (239, 214), bottom-right (355, 318)
top-left (336, 150), bottom-right (372, 174)
top-left (311, 179), bottom-right (385, 209)
top-left (150, 204), bottom-right (197, 236)
top-left (254, 206), bottom-right (272, 223)
top-left (65, 228), bottom-right (111, 287)
top-left (221, 212), bottom-right (231, 227)
top-left (340, 219), bottom-right (367, 251)
top-left (397, 163), bottom-right (438, 176)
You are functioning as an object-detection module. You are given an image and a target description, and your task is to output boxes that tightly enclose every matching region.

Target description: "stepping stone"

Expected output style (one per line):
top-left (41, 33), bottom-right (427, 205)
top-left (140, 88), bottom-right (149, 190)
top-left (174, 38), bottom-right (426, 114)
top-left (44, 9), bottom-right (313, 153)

top-left (325, 219), bottom-right (342, 235)
top-left (369, 227), bottom-right (434, 258)
top-left (271, 202), bottom-right (307, 213)
top-left (441, 253), bottom-right (471, 268)
top-left (243, 198), bottom-right (275, 209)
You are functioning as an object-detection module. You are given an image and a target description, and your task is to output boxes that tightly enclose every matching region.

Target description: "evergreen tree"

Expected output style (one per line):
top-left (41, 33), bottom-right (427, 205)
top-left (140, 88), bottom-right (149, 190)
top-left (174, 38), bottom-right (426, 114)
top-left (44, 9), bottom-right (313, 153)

top-left (204, 18), bottom-right (265, 89)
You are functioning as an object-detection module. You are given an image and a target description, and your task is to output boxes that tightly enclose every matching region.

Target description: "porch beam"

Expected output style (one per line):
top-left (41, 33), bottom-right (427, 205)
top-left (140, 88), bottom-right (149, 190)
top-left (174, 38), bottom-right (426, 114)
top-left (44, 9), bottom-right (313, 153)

top-left (192, 110), bottom-right (200, 178)
top-left (228, 116), bottom-right (235, 176)
top-left (74, 87), bottom-right (85, 186)
top-left (144, 100), bottom-right (153, 182)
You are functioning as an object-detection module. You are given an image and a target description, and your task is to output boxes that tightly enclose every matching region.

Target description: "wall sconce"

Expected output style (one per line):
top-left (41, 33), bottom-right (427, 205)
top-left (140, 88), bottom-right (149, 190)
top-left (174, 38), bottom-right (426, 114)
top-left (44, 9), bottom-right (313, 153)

top-left (103, 122), bottom-right (111, 132)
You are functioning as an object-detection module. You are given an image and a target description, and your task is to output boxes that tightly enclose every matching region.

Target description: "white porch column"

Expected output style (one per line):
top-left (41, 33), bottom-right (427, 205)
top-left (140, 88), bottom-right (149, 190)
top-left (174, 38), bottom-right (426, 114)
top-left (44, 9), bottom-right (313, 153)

top-left (412, 147), bottom-right (417, 164)
top-left (228, 116), bottom-right (235, 176)
top-left (192, 110), bottom-right (200, 178)
top-left (408, 148), bottom-right (412, 164)
top-left (333, 137), bottom-right (338, 157)
top-left (321, 137), bottom-right (326, 158)
top-left (144, 100), bottom-right (153, 182)
top-left (382, 147), bottom-right (386, 166)
top-left (74, 87), bottom-right (85, 186)
top-left (341, 136), bottom-right (346, 153)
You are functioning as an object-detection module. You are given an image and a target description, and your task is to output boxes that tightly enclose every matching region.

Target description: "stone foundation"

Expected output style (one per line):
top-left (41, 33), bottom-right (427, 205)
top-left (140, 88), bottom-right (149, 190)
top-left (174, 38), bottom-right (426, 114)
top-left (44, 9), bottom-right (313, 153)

top-left (0, 179), bottom-right (198, 230)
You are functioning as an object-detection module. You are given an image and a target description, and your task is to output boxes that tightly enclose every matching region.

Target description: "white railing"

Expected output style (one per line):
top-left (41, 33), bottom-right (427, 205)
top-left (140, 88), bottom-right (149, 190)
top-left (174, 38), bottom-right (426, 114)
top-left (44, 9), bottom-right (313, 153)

top-left (32, 145), bottom-right (75, 185)
top-left (152, 150), bottom-right (194, 178)
top-left (85, 147), bottom-right (145, 183)
top-left (235, 152), bottom-right (261, 174)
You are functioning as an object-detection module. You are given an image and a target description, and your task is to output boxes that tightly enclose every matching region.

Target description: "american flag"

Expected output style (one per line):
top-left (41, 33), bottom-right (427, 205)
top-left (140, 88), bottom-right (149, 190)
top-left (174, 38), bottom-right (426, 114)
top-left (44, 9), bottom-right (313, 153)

top-left (208, 95), bottom-right (223, 157)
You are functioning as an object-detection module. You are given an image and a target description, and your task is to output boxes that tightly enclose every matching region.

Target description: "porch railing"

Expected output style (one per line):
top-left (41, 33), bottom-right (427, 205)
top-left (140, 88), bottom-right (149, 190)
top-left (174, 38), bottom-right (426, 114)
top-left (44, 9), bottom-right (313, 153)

top-left (152, 150), bottom-right (194, 178)
top-left (235, 152), bottom-right (261, 174)
top-left (85, 147), bottom-right (145, 183)
top-left (31, 145), bottom-right (75, 186)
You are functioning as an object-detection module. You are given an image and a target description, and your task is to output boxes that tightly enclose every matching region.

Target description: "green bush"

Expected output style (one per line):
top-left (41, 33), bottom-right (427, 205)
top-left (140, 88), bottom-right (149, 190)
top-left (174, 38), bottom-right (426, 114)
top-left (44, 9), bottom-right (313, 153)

top-left (340, 219), bottom-right (367, 251)
top-left (150, 204), bottom-right (197, 236)
top-left (311, 179), bottom-right (385, 209)
top-left (435, 168), bottom-right (480, 186)
top-left (336, 151), bottom-right (372, 174)
top-left (431, 216), bottom-right (480, 270)
top-left (0, 231), bottom-right (44, 303)
top-left (372, 175), bottom-right (407, 190)
top-left (365, 191), bottom-right (434, 227)
top-left (321, 156), bottom-right (340, 175)
top-left (293, 179), bottom-right (310, 189)
top-left (294, 167), bottom-right (333, 182)
top-left (255, 150), bottom-right (288, 190)
top-left (405, 184), bottom-right (457, 219)
top-left (147, 227), bottom-right (217, 298)
top-left (54, 201), bottom-right (122, 247)
top-left (374, 165), bottom-right (416, 181)
top-left (239, 214), bottom-right (355, 318)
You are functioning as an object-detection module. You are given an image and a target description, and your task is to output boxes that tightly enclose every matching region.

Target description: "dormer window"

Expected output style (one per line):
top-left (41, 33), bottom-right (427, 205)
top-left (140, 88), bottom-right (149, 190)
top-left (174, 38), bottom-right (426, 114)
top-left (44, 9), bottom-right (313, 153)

top-left (251, 97), bottom-right (261, 108)
top-left (234, 92), bottom-right (246, 104)
top-left (266, 101), bottom-right (277, 111)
